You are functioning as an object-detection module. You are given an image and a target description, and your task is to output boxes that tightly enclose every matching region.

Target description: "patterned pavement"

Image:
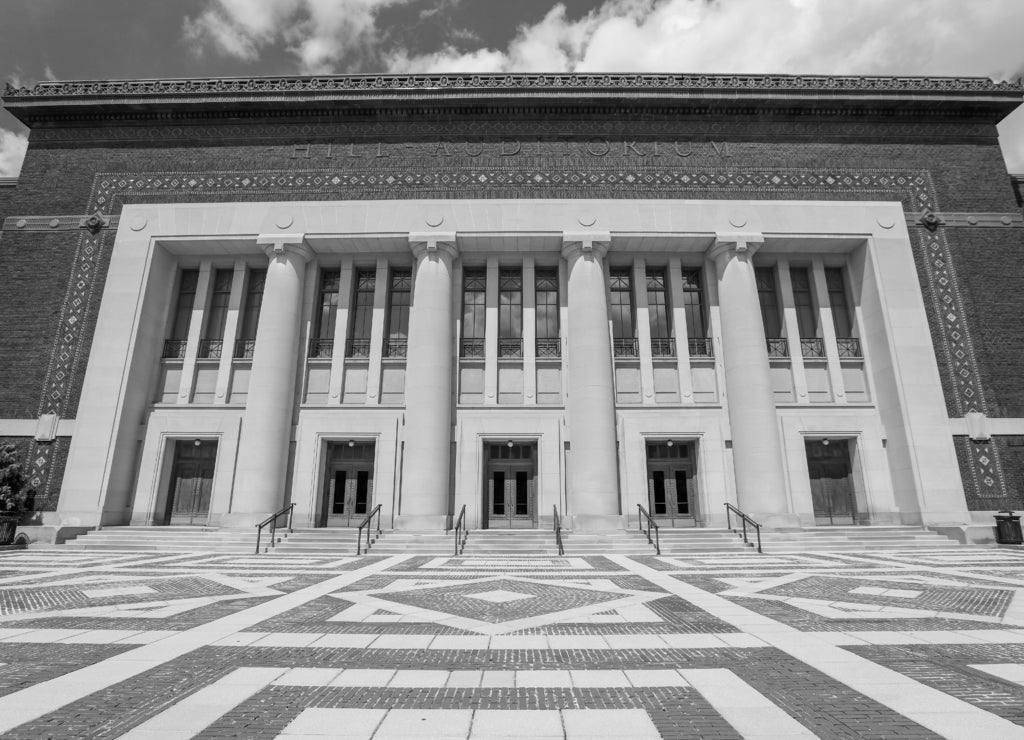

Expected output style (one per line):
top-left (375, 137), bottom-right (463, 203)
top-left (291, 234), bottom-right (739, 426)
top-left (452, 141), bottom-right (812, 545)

top-left (2, 549), bottom-right (1024, 737)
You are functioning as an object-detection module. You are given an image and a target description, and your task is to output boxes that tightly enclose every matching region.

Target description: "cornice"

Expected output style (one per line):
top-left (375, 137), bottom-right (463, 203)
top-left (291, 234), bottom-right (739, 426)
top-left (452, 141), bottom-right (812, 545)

top-left (3, 73), bottom-right (1021, 127)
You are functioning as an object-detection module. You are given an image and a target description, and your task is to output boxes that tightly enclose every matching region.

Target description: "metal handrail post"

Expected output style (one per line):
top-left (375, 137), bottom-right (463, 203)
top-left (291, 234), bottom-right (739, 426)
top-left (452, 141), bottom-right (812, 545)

top-left (741, 517), bottom-right (748, 545)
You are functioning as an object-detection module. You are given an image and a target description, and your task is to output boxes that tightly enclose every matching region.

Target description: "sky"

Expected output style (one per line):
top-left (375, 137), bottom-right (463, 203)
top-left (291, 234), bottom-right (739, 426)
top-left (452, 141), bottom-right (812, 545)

top-left (2, 0), bottom-right (1024, 178)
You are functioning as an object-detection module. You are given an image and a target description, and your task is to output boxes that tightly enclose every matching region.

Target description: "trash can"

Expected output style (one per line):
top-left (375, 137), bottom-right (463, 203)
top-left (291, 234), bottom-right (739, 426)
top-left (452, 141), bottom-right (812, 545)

top-left (995, 511), bottom-right (1023, 545)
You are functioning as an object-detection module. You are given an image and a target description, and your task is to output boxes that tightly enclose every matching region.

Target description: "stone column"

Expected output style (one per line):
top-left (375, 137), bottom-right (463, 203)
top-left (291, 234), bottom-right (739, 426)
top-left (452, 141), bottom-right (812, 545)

top-left (227, 234), bottom-right (313, 527)
top-left (399, 233), bottom-right (458, 528)
top-left (709, 234), bottom-right (793, 525)
top-left (562, 233), bottom-right (621, 528)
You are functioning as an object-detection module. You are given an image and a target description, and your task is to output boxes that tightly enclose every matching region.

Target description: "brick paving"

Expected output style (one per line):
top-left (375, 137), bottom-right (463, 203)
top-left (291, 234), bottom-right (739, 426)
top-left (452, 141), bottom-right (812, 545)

top-left (1, 549), bottom-right (1024, 738)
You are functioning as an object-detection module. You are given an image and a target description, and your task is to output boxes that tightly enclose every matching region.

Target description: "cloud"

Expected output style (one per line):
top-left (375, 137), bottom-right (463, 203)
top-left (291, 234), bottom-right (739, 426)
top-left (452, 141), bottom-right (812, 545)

top-left (0, 129), bottom-right (29, 178)
top-left (385, 0), bottom-right (1024, 79)
top-left (183, 0), bottom-right (413, 73)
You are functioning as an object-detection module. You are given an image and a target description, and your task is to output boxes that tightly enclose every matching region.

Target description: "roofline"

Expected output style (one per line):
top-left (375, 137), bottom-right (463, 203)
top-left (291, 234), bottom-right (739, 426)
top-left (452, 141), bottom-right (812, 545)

top-left (3, 73), bottom-right (1022, 125)
top-left (0, 177), bottom-right (18, 188)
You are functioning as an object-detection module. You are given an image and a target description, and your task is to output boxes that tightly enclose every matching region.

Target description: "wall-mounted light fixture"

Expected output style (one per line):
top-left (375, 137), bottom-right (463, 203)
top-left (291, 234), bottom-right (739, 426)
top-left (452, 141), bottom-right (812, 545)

top-left (348, 439), bottom-right (355, 448)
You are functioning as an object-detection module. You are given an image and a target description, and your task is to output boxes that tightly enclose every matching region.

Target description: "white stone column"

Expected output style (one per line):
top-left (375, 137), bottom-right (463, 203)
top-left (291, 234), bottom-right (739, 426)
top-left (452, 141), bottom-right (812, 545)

top-left (176, 260), bottom-right (212, 404)
top-left (399, 233), bottom-right (458, 528)
top-left (812, 259), bottom-right (848, 404)
top-left (214, 261), bottom-right (246, 405)
top-left (667, 257), bottom-right (694, 403)
top-left (226, 234), bottom-right (313, 526)
top-left (484, 257), bottom-right (499, 405)
top-left (709, 234), bottom-right (793, 526)
top-left (522, 257), bottom-right (538, 405)
top-left (365, 257), bottom-right (390, 405)
top-left (562, 233), bottom-right (621, 528)
top-left (632, 257), bottom-right (656, 405)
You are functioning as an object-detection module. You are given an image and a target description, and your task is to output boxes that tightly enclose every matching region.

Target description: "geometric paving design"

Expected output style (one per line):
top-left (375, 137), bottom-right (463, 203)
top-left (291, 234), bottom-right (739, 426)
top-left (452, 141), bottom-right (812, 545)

top-left (2, 548), bottom-right (1024, 738)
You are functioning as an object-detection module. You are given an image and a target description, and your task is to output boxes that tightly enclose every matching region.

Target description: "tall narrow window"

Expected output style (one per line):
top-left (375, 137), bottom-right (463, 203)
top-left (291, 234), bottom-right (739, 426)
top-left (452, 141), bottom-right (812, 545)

top-left (164, 269), bottom-right (198, 358)
top-left (461, 269), bottom-right (486, 358)
top-left (681, 268), bottom-right (711, 357)
top-left (609, 268), bottom-right (636, 357)
top-left (790, 267), bottom-right (822, 358)
top-left (311, 270), bottom-right (339, 358)
top-left (498, 268), bottom-right (523, 358)
top-left (755, 267), bottom-right (786, 357)
top-left (535, 269), bottom-right (560, 358)
top-left (200, 269), bottom-right (233, 359)
top-left (235, 269), bottom-right (265, 358)
top-left (385, 270), bottom-right (411, 358)
top-left (826, 267), bottom-right (860, 357)
top-left (347, 269), bottom-right (375, 358)
top-left (646, 268), bottom-right (673, 357)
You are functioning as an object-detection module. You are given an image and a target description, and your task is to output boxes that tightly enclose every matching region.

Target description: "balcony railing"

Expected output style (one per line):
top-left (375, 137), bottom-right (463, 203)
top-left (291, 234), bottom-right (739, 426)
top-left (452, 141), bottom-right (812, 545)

top-left (613, 338), bottom-right (640, 358)
top-left (308, 338), bottom-right (334, 359)
top-left (233, 339), bottom-right (256, 359)
top-left (766, 338), bottom-right (789, 358)
top-left (650, 338), bottom-right (676, 358)
top-left (498, 338), bottom-right (523, 359)
top-left (346, 338), bottom-right (371, 358)
top-left (383, 338), bottom-right (407, 359)
top-left (688, 337), bottom-right (714, 358)
top-left (461, 338), bottom-right (485, 358)
top-left (197, 339), bottom-right (223, 359)
top-left (801, 338), bottom-right (826, 358)
top-left (536, 338), bottom-right (561, 358)
top-left (162, 339), bottom-right (187, 359)
top-left (836, 337), bottom-right (863, 358)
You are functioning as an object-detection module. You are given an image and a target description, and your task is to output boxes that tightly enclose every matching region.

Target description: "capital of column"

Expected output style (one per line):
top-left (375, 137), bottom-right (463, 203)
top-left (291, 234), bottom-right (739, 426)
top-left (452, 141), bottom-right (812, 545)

top-left (256, 233), bottom-right (314, 263)
top-left (409, 232), bottom-right (458, 262)
top-left (708, 232), bottom-right (764, 269)
top-left (561, 231), bottom-right (611, 262)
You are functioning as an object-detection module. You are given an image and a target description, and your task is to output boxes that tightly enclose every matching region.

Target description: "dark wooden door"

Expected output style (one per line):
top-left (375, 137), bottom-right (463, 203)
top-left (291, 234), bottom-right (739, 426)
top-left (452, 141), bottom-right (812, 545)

top-left (806, 440), bottom-right (856, 525)
top-left (167, 440), bottom-right (216, 525)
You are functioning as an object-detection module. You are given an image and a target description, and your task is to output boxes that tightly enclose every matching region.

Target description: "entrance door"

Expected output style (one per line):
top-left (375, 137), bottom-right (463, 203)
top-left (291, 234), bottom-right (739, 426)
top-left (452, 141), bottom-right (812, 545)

top-left (166, 440), bottom-right (217, 525)
top-left (322, 442), bottom-right (375, 527)
top-left (646, 441), bottom-right (696, 527)
top-left (806, 439), bottom-right (856, 525)
top-left (485, 443), bottom-right (536, 529)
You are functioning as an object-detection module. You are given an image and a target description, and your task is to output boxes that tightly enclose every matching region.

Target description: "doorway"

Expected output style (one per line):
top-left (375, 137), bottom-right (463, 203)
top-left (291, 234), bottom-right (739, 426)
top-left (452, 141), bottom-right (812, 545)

top-left (646, 441), bottom-right (697, 527)
top-left (806, 439), bottom-right (857, 525)
top-left (484, 442), bottom-right (536, 529)
top-left (321, 441), bottom-right (375, 527)
top-left (166, 439), bottom-right (217, 525)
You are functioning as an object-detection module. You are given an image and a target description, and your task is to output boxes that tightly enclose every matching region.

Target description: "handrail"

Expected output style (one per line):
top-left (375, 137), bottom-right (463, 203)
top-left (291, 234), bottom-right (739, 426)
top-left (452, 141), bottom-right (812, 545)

top-left (637, 504), bottom-right (661, 555)
top-left (452, 504), bottom-right (468, 556)
top-left (725, 503), bottom-right (763, 553)
top-left (553, 505), bottom-right (564, 556)
top-left (356, 504), bottom-right (382, 555)
top-left (255, 502), bottom-right (295, 554)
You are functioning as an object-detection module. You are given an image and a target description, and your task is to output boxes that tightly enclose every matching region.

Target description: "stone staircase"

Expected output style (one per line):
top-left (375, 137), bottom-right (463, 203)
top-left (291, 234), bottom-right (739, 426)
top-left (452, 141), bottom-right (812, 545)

top-left (758, 525), bottom-right (961, 552)
top-left (62, 526), bottom-right (258, 553)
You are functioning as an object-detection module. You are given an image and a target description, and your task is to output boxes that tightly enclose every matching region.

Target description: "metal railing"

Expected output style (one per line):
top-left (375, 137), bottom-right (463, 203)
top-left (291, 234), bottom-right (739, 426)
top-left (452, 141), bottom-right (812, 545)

top-left (356, 504), bottom-right (382, 555)
top-left (688, 337), bottom-right (714, 357)
top-left (162, 339), bottom-right (188, 359)
top-left (308, 338), bottom-right (334, 358)
top-left (383, 338), bottom-right (407, 358)
top-left (234, 339), bottom-right (256, 359)
top-left (452, 504), bottom-right (468, 555)
top-left (637, 504), bottom-right (661, 554)
top-left (766, 338), bottom-right (789, 358)
top-left (536, 338), bottom-right (561, 358)
top-left (650, 338), bottom-right (676, 357)
top-left (836, 337), bottom-right (862, 358)
top-left (255, 502), bottom-right (295, 554)
top-left (197, 339), bottom-right (223, 359)
top-left (724, 503), bottom-right (762, 553)
top-left (498, 338), bottom-right (523, 358)
top-left (613, 338), bottom-right (639, 357)
top-left (800, 338), bottom-right (826, 358)
top-left (346, 338), bottom-right (371, 358)
top-left (553, 505), bottom-right (564, 556)
top-left (461, 338), bottom-right (485, 358)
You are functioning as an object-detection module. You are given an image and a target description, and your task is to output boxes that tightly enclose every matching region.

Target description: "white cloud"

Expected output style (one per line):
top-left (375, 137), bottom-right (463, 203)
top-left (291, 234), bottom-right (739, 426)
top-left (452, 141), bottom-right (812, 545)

top-left (0, 129), bottom-right (29, 178)
top-left (183, 0), bottom-right (411, 73)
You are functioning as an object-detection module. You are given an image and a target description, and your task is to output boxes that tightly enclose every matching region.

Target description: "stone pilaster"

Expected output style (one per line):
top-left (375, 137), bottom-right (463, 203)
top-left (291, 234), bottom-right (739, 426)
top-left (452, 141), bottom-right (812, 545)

top-left (399, 233), bottom-right (458, 528)
top-left (709, 233), bottom-right (793, 526)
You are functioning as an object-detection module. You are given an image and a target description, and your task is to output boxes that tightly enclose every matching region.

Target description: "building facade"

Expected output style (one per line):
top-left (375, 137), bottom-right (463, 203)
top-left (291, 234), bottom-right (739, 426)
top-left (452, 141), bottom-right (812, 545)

top-left (1, 74), bottom-right (1023, 540)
